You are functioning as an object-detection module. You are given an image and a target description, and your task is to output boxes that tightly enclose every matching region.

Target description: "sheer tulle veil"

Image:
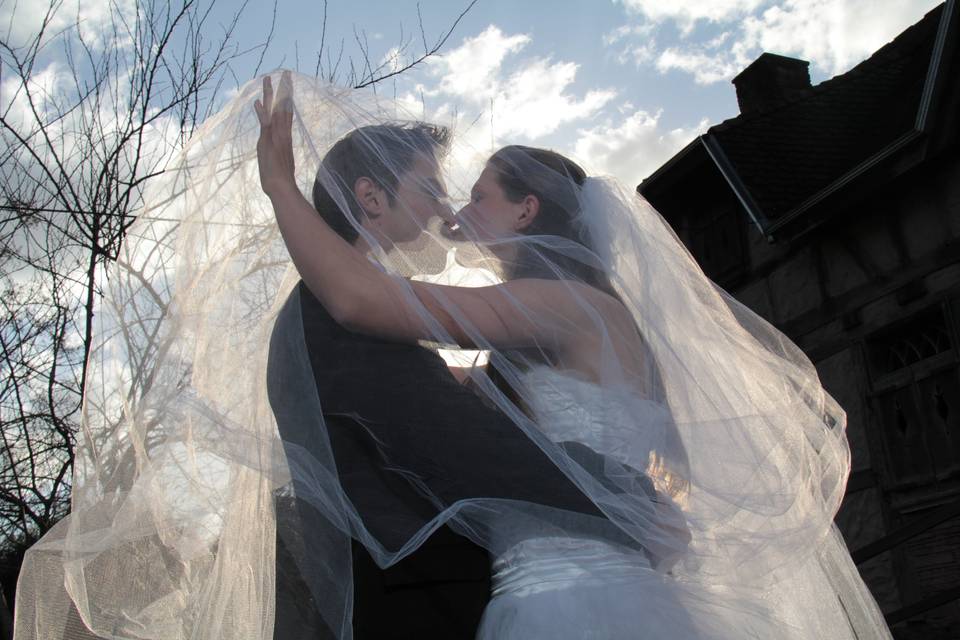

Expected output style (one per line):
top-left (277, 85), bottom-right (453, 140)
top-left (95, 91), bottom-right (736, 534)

top-left (13, 71), bottom-right (890, 639)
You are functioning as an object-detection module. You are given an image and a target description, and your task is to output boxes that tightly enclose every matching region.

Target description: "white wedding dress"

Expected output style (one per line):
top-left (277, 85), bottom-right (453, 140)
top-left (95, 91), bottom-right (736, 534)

top-left (476, 366), bottom-right (887, 640)
top-left (477, 366), bottom-right (745, 639)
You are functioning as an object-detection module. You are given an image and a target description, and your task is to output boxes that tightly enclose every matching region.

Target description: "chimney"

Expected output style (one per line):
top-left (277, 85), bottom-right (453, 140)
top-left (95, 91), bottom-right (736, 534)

top-left (732, 53), bottom-right (811, 114)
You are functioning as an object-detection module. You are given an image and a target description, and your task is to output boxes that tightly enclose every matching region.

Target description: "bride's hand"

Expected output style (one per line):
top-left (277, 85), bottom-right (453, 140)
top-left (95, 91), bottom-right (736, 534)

top-left (254, 72), bottom-right (297, 198)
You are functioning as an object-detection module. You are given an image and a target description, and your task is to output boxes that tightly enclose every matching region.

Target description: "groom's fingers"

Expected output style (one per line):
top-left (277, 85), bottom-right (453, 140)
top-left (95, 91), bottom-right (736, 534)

top-left (271, 94), bottom-right (293, 131)
top-left (276, 70), bottom-right (294, 114)
top-left (263, 75), bottom-right (273, 112)
top-left (256, 76), bottom-right (273, 127)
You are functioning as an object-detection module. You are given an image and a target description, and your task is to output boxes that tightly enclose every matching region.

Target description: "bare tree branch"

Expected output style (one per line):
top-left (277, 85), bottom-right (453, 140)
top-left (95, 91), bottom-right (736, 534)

top-left (0, 0), bottom-right (253, 566)
top-left (354, 0), bottom-right (477, 89)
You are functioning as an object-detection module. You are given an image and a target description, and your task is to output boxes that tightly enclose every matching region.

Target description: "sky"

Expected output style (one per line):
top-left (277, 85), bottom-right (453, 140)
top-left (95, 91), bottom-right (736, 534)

top-left (1, 0), bottom-right (945, 190)
top-left (223, 0), bottom-right (944, 189)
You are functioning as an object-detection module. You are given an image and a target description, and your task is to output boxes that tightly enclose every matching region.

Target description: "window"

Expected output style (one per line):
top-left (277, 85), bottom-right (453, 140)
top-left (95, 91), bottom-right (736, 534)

top-left (867, 308), bottom-right (952, 376)
top-left (867, 304), bottom-right (960, 487)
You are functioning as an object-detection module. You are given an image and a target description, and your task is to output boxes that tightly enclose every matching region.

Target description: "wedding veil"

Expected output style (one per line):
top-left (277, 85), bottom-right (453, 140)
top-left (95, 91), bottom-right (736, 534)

top-left (13, 71), bottom-right (888, 639)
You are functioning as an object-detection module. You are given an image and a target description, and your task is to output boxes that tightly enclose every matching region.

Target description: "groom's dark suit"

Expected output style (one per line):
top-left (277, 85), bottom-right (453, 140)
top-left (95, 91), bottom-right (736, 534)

top-left (267, 281), bottom-right (614, 639)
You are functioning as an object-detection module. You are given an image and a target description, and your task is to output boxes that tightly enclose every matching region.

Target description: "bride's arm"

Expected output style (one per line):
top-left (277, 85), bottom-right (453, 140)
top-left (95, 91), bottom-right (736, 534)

top-left (269, 179), bottom-right (621, 352)
top-left (269, 177), bottom-right (612, 352)
top-left (256, 74), bottom-right (627, 353)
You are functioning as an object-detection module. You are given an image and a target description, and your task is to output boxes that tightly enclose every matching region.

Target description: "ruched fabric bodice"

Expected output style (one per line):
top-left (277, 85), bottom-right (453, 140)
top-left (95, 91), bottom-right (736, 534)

top-left (480, 534), bottom-right (714, 640)
top-left (519, 366), bottom-right (672, 473)
top-left (490, 536), bottom-right (651, 599)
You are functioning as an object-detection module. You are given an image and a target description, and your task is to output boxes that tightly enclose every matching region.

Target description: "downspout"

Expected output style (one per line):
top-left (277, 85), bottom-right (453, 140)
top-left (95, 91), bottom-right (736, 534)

top-left (700, 132), bottom-right (775, 242)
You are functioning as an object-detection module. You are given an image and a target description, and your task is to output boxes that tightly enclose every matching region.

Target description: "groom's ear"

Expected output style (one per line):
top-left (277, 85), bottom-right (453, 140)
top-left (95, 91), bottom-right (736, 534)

top-left (354, 176), bottom-right (385, 219)
top-left (514, 194), bottom-right (540, 231)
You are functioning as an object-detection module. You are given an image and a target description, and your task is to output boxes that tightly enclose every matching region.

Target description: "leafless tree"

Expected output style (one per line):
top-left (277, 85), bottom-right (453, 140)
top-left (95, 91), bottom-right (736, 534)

top-left (0, 0), bottom-right (476, 621)
top-left (0, 0), bottom-right (258, 572)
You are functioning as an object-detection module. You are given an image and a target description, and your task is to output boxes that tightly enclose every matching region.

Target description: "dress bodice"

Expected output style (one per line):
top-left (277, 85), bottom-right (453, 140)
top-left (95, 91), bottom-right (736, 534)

top-left (519, 366), bottom-right (673, 473)
top-left (490, 536), bottom-right (652, 598)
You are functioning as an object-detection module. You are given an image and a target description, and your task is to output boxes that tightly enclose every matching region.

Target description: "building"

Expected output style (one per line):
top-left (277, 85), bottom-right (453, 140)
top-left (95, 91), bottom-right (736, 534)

top-left (639, 2), bottom-right (960, 638)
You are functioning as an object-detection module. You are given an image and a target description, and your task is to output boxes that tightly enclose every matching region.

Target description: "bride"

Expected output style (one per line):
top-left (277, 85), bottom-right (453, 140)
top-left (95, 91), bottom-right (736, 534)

top-left (12, 71), bottom-right (891, 639)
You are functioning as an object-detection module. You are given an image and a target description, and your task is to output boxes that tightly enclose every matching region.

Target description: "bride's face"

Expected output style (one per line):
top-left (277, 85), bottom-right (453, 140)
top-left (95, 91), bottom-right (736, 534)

top-left (456, 166), bottom-right (527, 242)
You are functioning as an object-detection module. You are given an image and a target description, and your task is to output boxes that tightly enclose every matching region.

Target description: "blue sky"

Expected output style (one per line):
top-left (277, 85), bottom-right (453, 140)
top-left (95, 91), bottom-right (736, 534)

top-left (221, 0), bottom-right (943, 187)
top-left (2, 0), bottom-right (944, 188)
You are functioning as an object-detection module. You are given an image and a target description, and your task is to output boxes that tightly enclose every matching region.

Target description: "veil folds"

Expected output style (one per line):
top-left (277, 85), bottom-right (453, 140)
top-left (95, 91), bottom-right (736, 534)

top-left (13, 71), bottom-right (886, 639)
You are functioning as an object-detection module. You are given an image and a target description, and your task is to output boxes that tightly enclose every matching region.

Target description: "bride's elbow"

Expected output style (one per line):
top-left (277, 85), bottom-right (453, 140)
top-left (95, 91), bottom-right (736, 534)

top-left (329, 297), bottom-right (367, 332)
top-left (299, 276), bottom-right (363, 329)
top-left (331, 293), bottom-right (401, 338)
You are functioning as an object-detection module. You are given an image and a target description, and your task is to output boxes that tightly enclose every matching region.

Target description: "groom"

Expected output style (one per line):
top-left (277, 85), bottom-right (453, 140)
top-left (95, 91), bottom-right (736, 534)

top-left (266, 122), bottom-right (622, 639)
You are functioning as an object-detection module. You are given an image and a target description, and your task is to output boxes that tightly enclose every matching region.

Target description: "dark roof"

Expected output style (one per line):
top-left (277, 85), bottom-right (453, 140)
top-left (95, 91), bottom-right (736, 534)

top-left (706, 3), bottom-right (944, 219)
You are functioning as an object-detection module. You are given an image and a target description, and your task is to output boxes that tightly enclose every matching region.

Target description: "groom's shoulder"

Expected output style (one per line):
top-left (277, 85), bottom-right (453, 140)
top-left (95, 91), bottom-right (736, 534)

top-left (295, 281), bottom-right (361, 345)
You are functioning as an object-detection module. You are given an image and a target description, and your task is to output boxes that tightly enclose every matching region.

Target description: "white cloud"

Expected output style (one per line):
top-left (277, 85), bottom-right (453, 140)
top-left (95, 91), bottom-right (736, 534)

top-left (573, 109), bottom-right (710, 188)
top-left (740, 0), bottom-right (943, 75)
top-left (617, 0), bottom-right (765, 32)
top-left (397, 23), bottom-right (715, 194)
top-left (603, 23), bottom-right (655, 47)
top-left (412, 25), bottom-right (616, 143)
top-left (0, 0), bottom-right (136, 49)
top-left (489, 59), bottom-right (616, 139)
top-left (379, 46), bottom-right (405, 74)
top-left (428, 26), bottom-right (531, 100)
top-left (391, 25), bottom-right (625, 198)
top-left (610, 0), bottom-right (943, 82)
top-left (655, 49), bottom-right (742, 85)
top-left (0, 61), bottom-right (71, 127)
top-left (1, 56), bottom-right (185, 228)
top-left (604, 24), bottom-right (659, 66)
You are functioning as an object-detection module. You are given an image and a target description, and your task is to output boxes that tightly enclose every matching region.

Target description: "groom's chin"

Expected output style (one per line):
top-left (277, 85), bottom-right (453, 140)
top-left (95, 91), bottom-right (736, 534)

top-left (389, 234), bottom-right (448, 275)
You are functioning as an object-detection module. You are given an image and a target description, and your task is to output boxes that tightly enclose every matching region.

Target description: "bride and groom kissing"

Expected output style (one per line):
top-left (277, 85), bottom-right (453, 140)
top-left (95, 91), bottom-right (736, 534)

top-left (256, 70), bottom-right (890, 640)
top-left (258, 73), bottom-right (690, 639)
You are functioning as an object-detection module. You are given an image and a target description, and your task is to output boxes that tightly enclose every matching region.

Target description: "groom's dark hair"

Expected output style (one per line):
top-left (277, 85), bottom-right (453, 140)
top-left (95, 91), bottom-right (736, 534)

top-left (312, 123), bottom-right (450, 244)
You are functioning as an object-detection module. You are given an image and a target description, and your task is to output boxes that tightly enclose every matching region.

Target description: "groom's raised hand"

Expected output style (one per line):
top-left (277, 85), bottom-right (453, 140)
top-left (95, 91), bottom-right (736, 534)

top-left (254, 71), bottom-right (297, 199)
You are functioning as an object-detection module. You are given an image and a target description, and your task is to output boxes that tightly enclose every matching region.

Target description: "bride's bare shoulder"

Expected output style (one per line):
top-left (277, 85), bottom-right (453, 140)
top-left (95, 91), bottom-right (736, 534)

top-left (502, 278), bottom-right (637, 346)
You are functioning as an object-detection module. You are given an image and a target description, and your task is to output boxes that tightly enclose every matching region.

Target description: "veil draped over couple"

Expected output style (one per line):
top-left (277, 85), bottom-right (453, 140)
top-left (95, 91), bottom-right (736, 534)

top-left (14, 71), bottom-right (892, 639)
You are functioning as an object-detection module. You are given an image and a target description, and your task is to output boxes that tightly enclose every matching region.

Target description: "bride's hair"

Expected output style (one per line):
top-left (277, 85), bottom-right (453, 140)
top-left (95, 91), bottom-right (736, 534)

top-left (487, 147), bottom-right (689, 501)
top-left (312, 123), bottom-right (450, 243)
top-left (486, 145), bottom-right (615, 297)
top-left (485, 146), bottom-right (619, 378)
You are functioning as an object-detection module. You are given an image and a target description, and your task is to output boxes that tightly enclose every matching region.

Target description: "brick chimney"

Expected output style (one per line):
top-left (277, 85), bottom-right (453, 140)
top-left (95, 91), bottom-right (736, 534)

top-left (732, 53), bottom-right (812, 114)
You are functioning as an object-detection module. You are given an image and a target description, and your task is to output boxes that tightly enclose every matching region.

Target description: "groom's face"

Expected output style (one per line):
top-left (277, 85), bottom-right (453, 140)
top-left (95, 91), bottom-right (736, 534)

top-left (377, 153), bottom-right (453, 244)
